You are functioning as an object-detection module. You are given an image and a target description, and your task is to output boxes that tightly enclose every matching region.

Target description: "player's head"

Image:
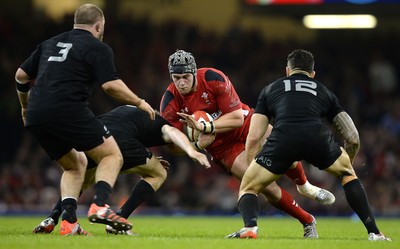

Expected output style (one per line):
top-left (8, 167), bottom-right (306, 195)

top-left (286, 49), bottom-right (315, 76)
top-left (168, 50), bottom-right (197, 95)
top-left (168, 50), bottom-right (197, 75)
top-left (74, 4), bottom-right (105, 41)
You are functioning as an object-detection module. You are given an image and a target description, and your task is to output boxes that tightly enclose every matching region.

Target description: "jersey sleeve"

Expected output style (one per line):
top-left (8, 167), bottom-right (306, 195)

top-left (91, 44), bottom-right (120, 85)
top-left (19, 44), bottom-right (42, 79)
top-left (160, 89), bottom-right (184, 131)
top-left (326, 91), bottom-right (344, 122)
top-left (254, 85), bottom-right (271, 119)
top-left (207, 70), bottom-right (242, 114)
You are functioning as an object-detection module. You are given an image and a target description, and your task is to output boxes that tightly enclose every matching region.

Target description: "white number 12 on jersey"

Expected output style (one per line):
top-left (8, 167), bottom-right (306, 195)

top-left (284, 79), bottom-right (317, 96)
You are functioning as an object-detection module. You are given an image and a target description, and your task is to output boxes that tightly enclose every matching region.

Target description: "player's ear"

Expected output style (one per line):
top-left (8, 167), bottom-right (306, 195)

top-left (94, 21), bottom-right (101, 32)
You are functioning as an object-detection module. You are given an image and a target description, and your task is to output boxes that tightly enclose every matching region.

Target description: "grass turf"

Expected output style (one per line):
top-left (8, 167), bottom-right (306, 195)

top-left (0, 216), bottom-right (398, 249)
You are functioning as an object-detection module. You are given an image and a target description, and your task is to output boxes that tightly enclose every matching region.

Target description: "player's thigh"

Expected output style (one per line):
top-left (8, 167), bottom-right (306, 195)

top-left (27, 124), bottom-right (73, 161)
top-left (230, 150), bottom-right (249, 180)
top-left (324, 148), bottom-right (356, 179)
top-left (240, 161), bottom-right (280, 195)
top-left (121, 155), bottom-right (167, 179)
top-left (121, 155), bottom-right (167, 190)
top-left (57, 149), bottom-right (87, 171)
top-left (85, 135), bottom-right (122, 164)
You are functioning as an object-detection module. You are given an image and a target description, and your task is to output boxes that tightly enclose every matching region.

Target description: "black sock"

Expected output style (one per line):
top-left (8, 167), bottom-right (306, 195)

top-left (343, 179), bottom-right (379, 234)
top-left (61, 198), bottom-right (77, 223)
top-left (238, 193), bottom-right (260, 227)
top-left (94, 181), bottom-right (112, 206)
top-left (51, 190), bottom-right (82, 225)
top-left (49, 198), bottom-right (62, 225)
top-left (117, 180), bottom-right (155, 218)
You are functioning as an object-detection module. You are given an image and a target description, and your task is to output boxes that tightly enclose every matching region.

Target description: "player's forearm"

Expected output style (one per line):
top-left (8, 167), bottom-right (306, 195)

top-left (213, 109), bottom-right (244, 133)
top-left (162, 125), bottom-right (195, 155)
top-left (15, 68), bottom-right (31, 107)
top-left (17, 91), bottom-right (29, 108)
top-left (344, 141), bottom-right (359, 164)
top-left (332, 111), bottom-right (360, 163)
top-left (102, 79), bottom-right (143, 106)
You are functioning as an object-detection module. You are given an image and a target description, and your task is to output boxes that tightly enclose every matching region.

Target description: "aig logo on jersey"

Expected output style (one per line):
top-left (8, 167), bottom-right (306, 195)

top-left (256, 156), bottom-right (272, 167)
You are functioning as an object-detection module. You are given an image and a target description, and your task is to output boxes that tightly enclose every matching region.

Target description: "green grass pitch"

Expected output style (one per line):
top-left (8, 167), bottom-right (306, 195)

top-left (0, 216), bottom-right (398, 249)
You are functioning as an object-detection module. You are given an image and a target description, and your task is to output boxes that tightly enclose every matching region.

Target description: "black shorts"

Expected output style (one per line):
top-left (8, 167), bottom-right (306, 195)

top-left (27, 117), bottom-right (111, 161)
top-left (255, 123), bottom-right (342, 174)
top-left (87, 135), bottom-right (152, 171)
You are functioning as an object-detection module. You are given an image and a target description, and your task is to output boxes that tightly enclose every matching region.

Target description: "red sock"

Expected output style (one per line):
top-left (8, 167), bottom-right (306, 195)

top-left (271, 187), bottom-right (313, 225)
top-left (285, 161), bottom-right (307, 185)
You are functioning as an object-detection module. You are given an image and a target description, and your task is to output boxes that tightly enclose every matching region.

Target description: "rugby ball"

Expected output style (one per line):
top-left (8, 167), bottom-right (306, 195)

top-left (186, 110), bottom-right (213, 142)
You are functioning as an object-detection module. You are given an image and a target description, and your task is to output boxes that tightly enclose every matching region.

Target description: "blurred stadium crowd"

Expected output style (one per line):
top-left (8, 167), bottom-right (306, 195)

top-left (1, 7), bottom-right (400, 217)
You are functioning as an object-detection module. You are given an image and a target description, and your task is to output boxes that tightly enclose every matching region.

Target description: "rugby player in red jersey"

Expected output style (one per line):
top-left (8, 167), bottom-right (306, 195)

top-left (160, 50), bottom-right (335, 238)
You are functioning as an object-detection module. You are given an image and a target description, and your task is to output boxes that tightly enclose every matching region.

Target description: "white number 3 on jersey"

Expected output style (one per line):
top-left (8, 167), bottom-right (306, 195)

top-left (48, 42), bottom-right (73, 62)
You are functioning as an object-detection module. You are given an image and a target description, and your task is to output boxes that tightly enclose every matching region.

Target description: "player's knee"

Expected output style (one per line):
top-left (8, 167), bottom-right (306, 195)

top-left (337, 167), bottom-right (356, 181)
top-left (111, 151), bottom-right (123, 166)
top-left (328, 164), bottom-right (356, 181)
top-left (149, 162), bottom-right (168, 183)
top-left (261, 183), bottom-right (281, 203)
top-left (78, 153), bottom-right (88, 169)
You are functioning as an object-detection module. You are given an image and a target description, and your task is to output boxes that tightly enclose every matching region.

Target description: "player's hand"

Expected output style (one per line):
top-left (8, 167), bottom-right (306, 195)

top-left (138, 99), bottom-right (156, 120)
top-left (177, 112), bottom-right (203, 131)
top-left (197, 132), bottom-right (216, 149)
top-left (188, 151), bottom-right (211, 169)
top-left (157, 156), bottom-right (170, 170)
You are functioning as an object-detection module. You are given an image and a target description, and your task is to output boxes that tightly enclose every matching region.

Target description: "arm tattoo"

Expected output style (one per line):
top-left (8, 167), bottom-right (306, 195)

top-left (332, 112), bottom-right (360, 163)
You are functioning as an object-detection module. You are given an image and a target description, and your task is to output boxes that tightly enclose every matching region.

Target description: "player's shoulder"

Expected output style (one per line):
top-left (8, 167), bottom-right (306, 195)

top-left (40, 31), bottom-right (70, 47)
top-left (264, 76), bottom-right (285, 92)
top-left (105, 105), bottom-right (152, 124)
top-left (160, 86), bottom-right (179, 113)
top-left (71, 29), bottom-right (111, 52)
top-left (308, 77), bottom-right (333, 97)
top-left (163, 83), bottom-right (180, 99)
top-left (198, 67), bottom-right (227, 84)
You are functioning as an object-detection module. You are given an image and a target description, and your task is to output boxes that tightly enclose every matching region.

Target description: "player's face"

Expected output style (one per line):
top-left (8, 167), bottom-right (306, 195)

top-left (171, 73), bottom-right (194, 95)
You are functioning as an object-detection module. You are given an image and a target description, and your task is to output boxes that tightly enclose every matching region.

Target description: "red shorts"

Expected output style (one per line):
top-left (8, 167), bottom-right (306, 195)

top-left (206, 109), bottom-right (253, 173)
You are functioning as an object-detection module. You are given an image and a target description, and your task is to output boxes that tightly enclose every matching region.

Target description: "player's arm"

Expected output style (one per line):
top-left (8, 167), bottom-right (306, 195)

top-left (332, 111), bottom-right (360, 163)
top-left (212, 77), bottom-right (244, 133)
top-left (177, 108), bottom-right (243, 134)
top-left (245, 113), bottom-right (270, 165)
top-left (179, 71), bottom-right (244, 134)
top-left (15, 68), bottom-right (32, 126)
top-left (211, 108), bottom-right (243, 133)
top-left (161, 124), bottom-right (211, 168)
top-left (102, 79), bottom-right (155, 120)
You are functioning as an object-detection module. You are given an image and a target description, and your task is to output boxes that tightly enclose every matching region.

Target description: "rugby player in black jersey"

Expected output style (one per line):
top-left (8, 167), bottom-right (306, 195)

top-left (226, 49), bottom-right (391, 241)
top-left (15, 4), bottom-right (155, 235)
top-left (32, 105), bottom-right (211, 235)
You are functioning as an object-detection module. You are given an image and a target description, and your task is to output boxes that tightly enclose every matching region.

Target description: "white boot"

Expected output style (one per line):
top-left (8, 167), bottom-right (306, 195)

top-left (297, 181), bottom-right (335, 205)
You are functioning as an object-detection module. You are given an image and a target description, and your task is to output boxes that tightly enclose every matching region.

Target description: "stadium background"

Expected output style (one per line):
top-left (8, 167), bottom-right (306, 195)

top-left (0, 0), bottom-right (399, 217)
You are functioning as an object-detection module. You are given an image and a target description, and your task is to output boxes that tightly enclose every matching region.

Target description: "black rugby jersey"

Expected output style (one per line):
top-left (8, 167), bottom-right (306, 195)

top-left (255, 74), bottom-right (344, 127)
top-left (98, 105), bottom-right (170, 148)
top-left (20, 29), bottom-right (119, 125)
